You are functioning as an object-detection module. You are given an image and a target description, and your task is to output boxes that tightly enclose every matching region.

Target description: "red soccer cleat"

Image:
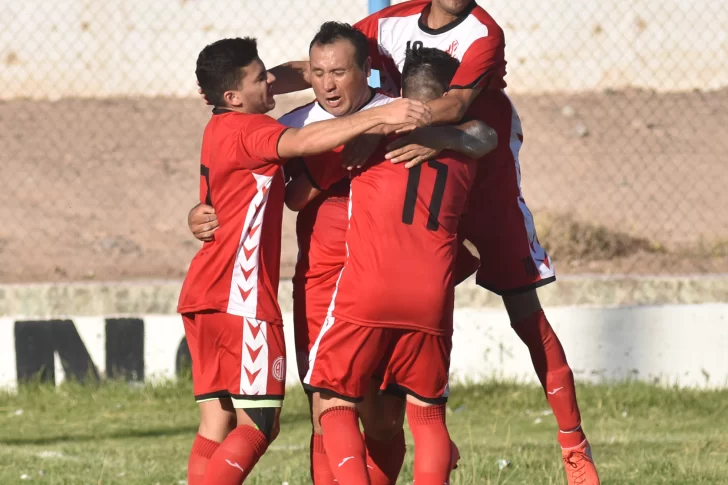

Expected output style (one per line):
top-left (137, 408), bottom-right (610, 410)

top-left (562, 440), bottom-right (600, 485)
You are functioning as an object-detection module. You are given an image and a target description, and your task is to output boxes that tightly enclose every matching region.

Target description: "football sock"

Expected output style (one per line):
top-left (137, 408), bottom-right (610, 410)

top-left (512, 310), bottom-right (586, 448)
top-left (311, 432), bottom-right (337, 484)
top-left (188, 434), bottom-right (220, 485)
top-left (364, 429), bottom-right (406, 485)
top-left (320, 406), bottom-right (370, 485)
top-left (406, 403), bottom-right (452, 485)
top-left (201, 425), bottom-right (268, 484)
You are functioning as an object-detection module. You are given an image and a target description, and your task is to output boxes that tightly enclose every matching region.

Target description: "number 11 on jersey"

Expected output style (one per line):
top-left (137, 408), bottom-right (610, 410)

top-left (401, 160), bottom-right (448, 231)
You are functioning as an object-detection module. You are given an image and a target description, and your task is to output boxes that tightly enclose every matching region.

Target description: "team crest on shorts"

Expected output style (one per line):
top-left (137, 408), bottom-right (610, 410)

top-left (272, 356), bottom-right (286, 382)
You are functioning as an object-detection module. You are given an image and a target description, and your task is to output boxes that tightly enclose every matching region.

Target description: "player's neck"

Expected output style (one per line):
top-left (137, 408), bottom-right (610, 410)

top-left (215, 105), bottom-right (260, 115)
top-left (351, 87), bottom-right (373, 113)
top-left (425, 4), bottom-right (464, 30)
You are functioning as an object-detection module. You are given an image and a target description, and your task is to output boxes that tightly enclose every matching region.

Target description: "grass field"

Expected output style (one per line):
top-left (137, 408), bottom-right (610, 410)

top-left (1, 380), bottom-right (727, 484)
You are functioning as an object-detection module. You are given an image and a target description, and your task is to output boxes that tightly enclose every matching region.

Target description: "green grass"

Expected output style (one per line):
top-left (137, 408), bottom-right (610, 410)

top-left (1, 380), bottom-right (727, 484)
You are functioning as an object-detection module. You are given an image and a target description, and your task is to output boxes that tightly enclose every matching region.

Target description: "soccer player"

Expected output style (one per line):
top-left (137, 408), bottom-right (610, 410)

top-left (270, 2), bottom-right (600, 483)
top-left (300, 46), bottom-right (476, 485)
top-left (188, 23), bottom-right (494, 485)
top-left (178, 36), bottom-right (430, 485)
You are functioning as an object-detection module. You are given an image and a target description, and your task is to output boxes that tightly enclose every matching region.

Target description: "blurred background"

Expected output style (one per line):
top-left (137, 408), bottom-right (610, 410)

top-left (1, 0), bottom-right (726, 284)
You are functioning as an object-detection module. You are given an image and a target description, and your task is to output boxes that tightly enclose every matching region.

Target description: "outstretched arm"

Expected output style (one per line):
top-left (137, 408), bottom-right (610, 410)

top-left (269, 61), bottom-right (311, 95)
top-left (277, 98), bottom-right (431, 159)
top-left (385, 120), bottom-right (498, 168)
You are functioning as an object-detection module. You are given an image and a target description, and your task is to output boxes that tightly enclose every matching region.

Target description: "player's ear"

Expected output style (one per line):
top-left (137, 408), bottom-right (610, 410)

top-left (363, 56), bottom-right (372, 78)
top-left (223, 90), bottom-right (243, 108)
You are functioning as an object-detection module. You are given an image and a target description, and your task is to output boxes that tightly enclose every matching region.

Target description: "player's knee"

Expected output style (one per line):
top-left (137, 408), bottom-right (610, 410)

top-left (242, 407), bottom-right (280, 443)
top-left (361, 397), bottom-right (405, 441)
top-left (310, 393), bottom-right (325, 435)
top-left (364, 418), bottom-right (403, 441)
top-left (503, 289), bottom-right (543, 325)
top-left (198, 398), bottom-right (237, 442)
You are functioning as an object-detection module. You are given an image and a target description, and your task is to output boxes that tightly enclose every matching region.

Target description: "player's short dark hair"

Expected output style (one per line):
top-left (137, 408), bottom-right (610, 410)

top-left (196, 37), bottom-right (259, 106)
top-left (402, 47), bottom-right (461, 101)
top-left (309, 22), bottom-right (369, 69)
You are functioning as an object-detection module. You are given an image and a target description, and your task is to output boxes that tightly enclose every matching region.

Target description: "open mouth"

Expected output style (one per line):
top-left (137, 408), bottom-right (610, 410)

top-left (325, 96), bottom-right (342, 107)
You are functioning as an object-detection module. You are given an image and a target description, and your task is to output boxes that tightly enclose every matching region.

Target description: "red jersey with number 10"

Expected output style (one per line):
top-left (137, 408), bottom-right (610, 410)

top-left (354, 0), bottom-right (506, 97)
top-left (330, 150), bottom-right (476, 336)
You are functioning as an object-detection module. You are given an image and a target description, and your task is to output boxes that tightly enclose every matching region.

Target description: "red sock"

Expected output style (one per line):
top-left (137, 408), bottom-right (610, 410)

top-left (320, 407), bottom-right (370, 485)
top-left (406, 403), bottom-right (451, 485)
top-left (188, 434), bottom-right (220, 485)
top-left (311, 432), bottom-right (336, 484)
top-left (201, 425), bottom-right (268, 484)
top-left (364, 430), bottom-right (406, 485)
top-left (512, 310), bottom-right (586, 448)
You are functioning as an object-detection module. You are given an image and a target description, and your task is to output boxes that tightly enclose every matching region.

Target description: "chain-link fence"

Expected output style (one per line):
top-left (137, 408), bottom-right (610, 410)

top-left (1, 0), bottom-right (726, 283)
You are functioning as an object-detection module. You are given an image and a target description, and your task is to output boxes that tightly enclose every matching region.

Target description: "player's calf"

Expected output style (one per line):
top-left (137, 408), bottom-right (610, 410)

top-left (188, 398), bottom-right (236, 485)
top-left (201, 406), bottom-right (281, 485)
top-left (318, 394), bottom-right (371, 485)
top-left (358, 384), bottom-right (407, 485)
top-left (307, 392), bottom-right (337, 485)
top-left (406, 396), bottom-right (452, 485)
top-left (505, 293), bottom-right (599, 484)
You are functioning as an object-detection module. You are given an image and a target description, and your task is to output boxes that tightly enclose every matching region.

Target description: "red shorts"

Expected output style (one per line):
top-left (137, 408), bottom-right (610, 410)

top-left (293, 196), bottom-right (348, 381)
top-left (461, 90), bottom-right (556, 295)
top-left (303, 318), bottom-right (451, 404)
top-left (182, 311), bottom-right (286, 407)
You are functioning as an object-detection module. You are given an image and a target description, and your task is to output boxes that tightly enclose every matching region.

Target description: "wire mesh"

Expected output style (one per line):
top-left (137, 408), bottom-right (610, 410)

top-left (0, 0), bottom-right (725, 283)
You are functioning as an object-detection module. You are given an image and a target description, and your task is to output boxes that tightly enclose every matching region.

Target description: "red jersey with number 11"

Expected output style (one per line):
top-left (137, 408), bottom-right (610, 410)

top-left (330, 149), bottom-right (476, 336)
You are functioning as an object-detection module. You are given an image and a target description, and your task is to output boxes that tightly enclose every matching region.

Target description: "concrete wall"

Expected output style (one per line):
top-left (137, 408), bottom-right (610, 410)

top-left (1, 277), bottom-right (727, 391)
top-left (2, 0), bottom-right (726, 99)
top-left (2, 304), bottom-right (727, 391)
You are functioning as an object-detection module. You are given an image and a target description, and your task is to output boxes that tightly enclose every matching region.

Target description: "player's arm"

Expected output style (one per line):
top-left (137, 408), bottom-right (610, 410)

top-left (445, 120), bottom-right (498, 159)
top-left (268, 61), bottom-right (311, 95)
top-left (427, 87), bottom-right (483, 125)
top-left (285, 155), bottom-right (349, 211)
top-left (385, 34), bottom-right (506, 165)
top-left (285, 175), bottom-right (321, 212)
top-left (277, 98), bottom-right (430, 158)
top-left (385, 120), bottom-right (497, 168)
top-left (188, 203), bottom-right (218, 242)
top-left (429, 34), bottom-right (506, 125)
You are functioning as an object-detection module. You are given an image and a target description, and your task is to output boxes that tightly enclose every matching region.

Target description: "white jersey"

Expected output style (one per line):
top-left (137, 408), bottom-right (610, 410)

top-left (279, 89), bottom-right (394, 128)
top-left (354, 0), bottom-right (507, 95)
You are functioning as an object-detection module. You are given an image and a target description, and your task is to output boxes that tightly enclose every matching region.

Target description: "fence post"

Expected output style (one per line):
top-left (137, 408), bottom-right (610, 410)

top-left (368, 0), bottom-right (391, 88)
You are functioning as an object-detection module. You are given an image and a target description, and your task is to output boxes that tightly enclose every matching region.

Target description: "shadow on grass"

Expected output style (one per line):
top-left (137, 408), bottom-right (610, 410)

top-left (0, 424), bottom-right (199, 446)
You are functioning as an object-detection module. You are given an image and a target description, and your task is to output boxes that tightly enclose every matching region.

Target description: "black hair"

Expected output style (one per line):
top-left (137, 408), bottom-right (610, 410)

top-left (309, 22), bottom-right (369, 68)
top-left (401, 47), bottom-right (461, 101)
top-left (196, 37), bottom-right (259, 106)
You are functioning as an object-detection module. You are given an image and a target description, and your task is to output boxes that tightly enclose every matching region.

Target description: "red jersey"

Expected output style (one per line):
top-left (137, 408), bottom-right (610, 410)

top-left (178, 109), bottom-right (288, 323)
top-left (354, 0), bottom-right (507, 96)
top-left (330, 149), bottom-right (476, 335)
top-left (277, 90), bottom-right (395, 283)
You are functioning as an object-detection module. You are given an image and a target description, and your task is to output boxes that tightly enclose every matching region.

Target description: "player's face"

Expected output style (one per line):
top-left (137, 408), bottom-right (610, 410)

top-left (433, 0), bottom-right (473, 16)
top-left (236, 58), bottom-right (276, 114)
top-left (309, 40), bottom-right (372, 117)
